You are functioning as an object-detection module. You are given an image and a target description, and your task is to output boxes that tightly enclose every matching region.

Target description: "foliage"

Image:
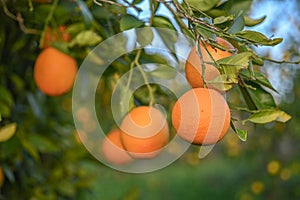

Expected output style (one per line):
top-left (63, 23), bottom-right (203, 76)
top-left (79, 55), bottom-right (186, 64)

top-left (0, 0), bottom-right (298, 199)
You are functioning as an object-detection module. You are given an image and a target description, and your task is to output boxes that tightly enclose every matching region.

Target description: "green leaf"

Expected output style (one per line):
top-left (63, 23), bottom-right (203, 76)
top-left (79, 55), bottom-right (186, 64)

top-left (0, 86), bottom-right (14, 107)
top-left (133, 0), bottom-right (144, 4)
top-left (244, 15), bottom-right (266, 27)
top-left (21, 139), bottom-right (40, 161)
top-left (186, 0), bottom-right (221, 11)
top-left (66, 22), bottom-right (85, 36)
top-left (214, 16), bottom-right (233, 25)
top-left (236, 128), bottom-right (247, 141)
top-left (120, 14), bottom-right (144, 31)
top-left (228, 11), bottom-right (245, 34)
top-left (69, 30), bottom-right (102, 47)
top-left (149, 65), bottom-right (177, 79)
top-left (244, 81), bottom-right (276, 109)
top-left (28, 134), bottom-right (58, 153)
top-left (136, 27), bottom-right (154, 47)
top-left (75, 0), bottom-right (94, 28)
top-left (217, 52), bottom-right (252, 77)
top-left (153, 16), bottom-right (175, 30)
top-left (0, 123), bottom-right (17, 142)
top-left (229, 0), bottom-right (252, 15)
top-left (207, 74), bottom-right (237, 91)
top-left (245, 109), bottom-right (291, 124)
top-left (236, 30), bottom-right (283, 46)
top-left (240, 70), bottom-right (278, 92)
top-left (230, 121), bottom-right (247, 141)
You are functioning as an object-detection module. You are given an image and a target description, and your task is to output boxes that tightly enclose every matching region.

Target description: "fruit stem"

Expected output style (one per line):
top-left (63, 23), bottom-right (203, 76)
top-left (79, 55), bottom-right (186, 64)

top-left (39, 0), bottom-right (59, 48)
top-left (196, 36), bottom-right (207, 88)
top-left (135, 49), bottom-right (155, 106)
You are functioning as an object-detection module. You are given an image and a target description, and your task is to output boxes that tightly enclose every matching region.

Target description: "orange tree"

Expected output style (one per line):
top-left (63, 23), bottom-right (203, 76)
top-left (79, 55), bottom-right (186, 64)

top-left (0, 0), bottom-right (299, 199)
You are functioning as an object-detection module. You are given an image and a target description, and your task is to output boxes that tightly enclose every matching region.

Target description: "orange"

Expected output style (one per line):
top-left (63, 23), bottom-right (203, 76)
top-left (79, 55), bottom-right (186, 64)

top-left (42, 26), bottom-right (71, 49)
top-left (172, 88), bottom-right (230, 145)
top-left (34, 47), bottom-right (78, 96)
top-left (101, 129), bottom-right (133, 165)
top-left (120, 106), bottom-right (169, 159)
top-left (185, 37), bottom-right (234, 89)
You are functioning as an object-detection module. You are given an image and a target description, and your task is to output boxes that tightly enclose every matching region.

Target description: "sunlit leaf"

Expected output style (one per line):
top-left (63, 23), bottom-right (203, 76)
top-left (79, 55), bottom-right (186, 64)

top-left (214, 16), bottom-right (233, 25)
top-left (244, 15), bottom-right (266, 26)
top-left (69, 30), bottom-right (102, 47)
top-left (245, 109), bottom-right (291, 124)
top-left (208, 74), bottom-right (237, 91)
top-left (0, 123), bottom-right (17, 142)
top-left (21, 139), bottom-right (40, 161)
top-left (120, 14), bottom-right (144, 31)
top-left (236, 30), bottom-right (283, 46)
top-left (230, 121), bottom-right (247, 141)
top-left (186, 0), bottom-right (220, 11)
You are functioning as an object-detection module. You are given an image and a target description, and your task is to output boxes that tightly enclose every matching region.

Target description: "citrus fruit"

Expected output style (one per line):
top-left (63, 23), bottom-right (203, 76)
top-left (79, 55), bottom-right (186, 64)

top-left (172, 88), bottom-right (230, 145)
top-left (101, 129), bottom-right (133, 165)
top-left (120, 106), bottom-right (169, 159)
top-left (185, 37), bottom-right (235, 89)
top-left (42, 26), bottom-right (70, 49)
top-left (34, 47), bottom-right (78, 96)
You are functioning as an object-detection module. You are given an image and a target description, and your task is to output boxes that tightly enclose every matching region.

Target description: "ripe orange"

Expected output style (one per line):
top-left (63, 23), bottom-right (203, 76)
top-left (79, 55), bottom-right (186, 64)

top-left (42, 26), bottom-right (70, 49)
top-left (185, 37), bottom-right (235, 89)
top-left (172, 88), bottom-right (230, 145)
top-left (120, 106), bottom-right (169, 159)
top-left (101, 129), bottom-right (133, 165)
top-left (34, 47), bottom-right (78, 96)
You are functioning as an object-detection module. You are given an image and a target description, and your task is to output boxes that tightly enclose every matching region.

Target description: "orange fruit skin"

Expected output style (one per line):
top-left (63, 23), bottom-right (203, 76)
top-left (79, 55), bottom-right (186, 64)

top-left (185, 37), bottom-right (234, 89)
top-left (42, 26), bottom-right (71, 49)
top-left (34, 47), bottom-right (78, 96)
top-left (101, 129), bottom-right (133, 165)
top-left (172, 88), bottom-right (230, 145)
top-left (120, 106), bottom-right (169, 159)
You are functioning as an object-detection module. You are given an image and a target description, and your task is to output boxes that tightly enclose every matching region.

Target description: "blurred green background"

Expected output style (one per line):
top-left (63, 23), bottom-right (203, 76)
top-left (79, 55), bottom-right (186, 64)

top-left (0, 0), bottom-right (299, 199)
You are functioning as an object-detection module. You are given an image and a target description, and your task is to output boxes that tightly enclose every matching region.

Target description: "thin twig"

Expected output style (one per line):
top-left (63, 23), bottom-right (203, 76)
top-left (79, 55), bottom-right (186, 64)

top-left (134, 49), bottom-right (155, 106)
top-left (1, 0), bottom-right (40, 34)
top-left (261, 57), bottom-right (300, 64)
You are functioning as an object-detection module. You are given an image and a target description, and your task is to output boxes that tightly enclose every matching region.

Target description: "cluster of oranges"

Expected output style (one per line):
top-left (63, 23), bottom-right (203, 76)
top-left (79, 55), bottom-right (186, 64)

top-left (102, 37), bottom-right (234, 165)
top-left (33, 28), bottom-right (233, 165)
top-left (34, 26), bottom-right (77, 96)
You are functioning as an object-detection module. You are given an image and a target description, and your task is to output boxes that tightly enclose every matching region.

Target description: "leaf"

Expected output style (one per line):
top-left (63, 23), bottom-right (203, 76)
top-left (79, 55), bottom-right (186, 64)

top-left (21, 139), bottom-right (40, 161)
top-left (228, 11), bottom-right (245, 34)
top-left (75, 0), bottom-right (94, 28)
top-left (229, 0), bottom-right (252, 15)
top-left (28, 134), bottom-right (58, 153)
top-left (244, 15), bottom-right (266, 27)
top-left (236, 30), bottom-right (283, 46)
top-left (149, 65), bottom-right (177, 79)
top-left (207, 74), bottom-right (237, 91)
top-left (153, 16), bottom-right (175, 30)
top-left (120, 14), bottom-right (144, 31)
top-left (66, 22), bottom-right (85, 36)
top-left (239, 70), bottom-right (278, 92)
top-left (236, 128), bottom-right (248, 141)
top-left (217, 52), bottom-right (252, 77)
top-left (243, 81), bottom-right (276, 109)
top-left (186, 0), bottom-right (221, 11)
top-left (0, 123), bottom-right (17, 142)
top-left (214, 16), bottom-right (233, 25)
top-left (230, 121), bottom-right (247, 141)
top-left (0, 86), bottom-right (14, 107)
top-left (69, 30), bottom-right (102, 47)
top-left (245, 109), bottom-right (291, 124)
top-left (136, 27), bottom-right (154, 47)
